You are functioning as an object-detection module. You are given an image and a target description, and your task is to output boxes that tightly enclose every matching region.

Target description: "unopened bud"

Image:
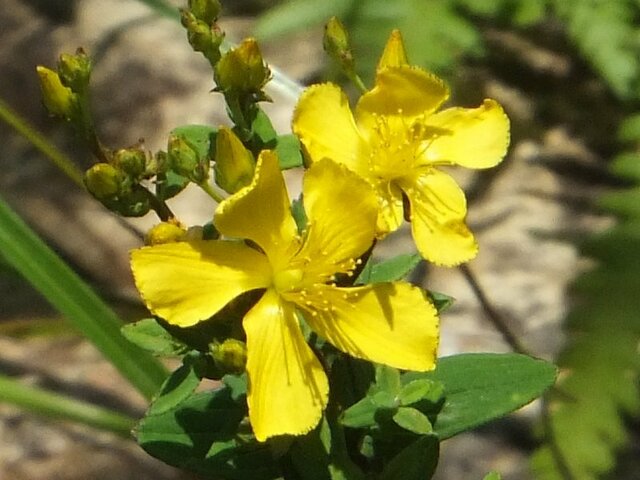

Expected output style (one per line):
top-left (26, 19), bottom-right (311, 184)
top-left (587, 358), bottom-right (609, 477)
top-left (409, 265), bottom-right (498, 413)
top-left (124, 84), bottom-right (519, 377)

top-left (188, 0), bottom-right (221, 25)
top-left (323, 16), bottom-right (355, 71)
top-left (84, 163), bottom-right (122, 200)
top-left (145, 221), bottom-right (187, 245)
top-left (214, 127), bottom-right (255, 193)
top-left (181, 10), bottom-right (223, 65)
top-left (209, 338), bottom-right (247, 374)
top-left (377, 29), bottom-right (408, 71)
top-left (58, 49), bottom-right (92, 92)
top-left (215, 38), bottom-right (270, 94)
top-left (36, 66), bottom-right (76, 119)
top-left (168, 135), bottom-right (207, 183)
top-left (114, 148), bottom-right (146, 178)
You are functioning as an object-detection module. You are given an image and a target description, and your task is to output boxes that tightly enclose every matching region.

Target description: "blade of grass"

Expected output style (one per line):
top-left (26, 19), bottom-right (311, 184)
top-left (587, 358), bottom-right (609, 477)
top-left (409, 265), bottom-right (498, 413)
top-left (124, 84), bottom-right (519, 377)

top-left (0, 374), bottom-right (135, 436)
top-left (0, 194), bottom-right (167, 399)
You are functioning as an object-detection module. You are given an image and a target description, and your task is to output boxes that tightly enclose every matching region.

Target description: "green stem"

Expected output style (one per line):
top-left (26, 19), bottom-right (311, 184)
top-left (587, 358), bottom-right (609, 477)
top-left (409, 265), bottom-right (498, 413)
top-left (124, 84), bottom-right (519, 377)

top-left (199, 180), bottom-right (226, 203)
top-left (142, 186), bottom-right (174, 221)
top-left (0, 194), bottom-right (167, 399)
top-left (0, 96), bottom-right (85, 188)
top-left (347, 71), bottom-right (368, 94)
top-left (0, 374), bottom-right (135, 437)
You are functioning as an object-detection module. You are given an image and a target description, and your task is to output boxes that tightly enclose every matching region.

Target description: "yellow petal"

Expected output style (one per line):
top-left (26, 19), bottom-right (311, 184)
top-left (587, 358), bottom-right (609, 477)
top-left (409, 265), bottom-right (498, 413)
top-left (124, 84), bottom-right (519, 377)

top-left (243, 289), bottom-right (329, 441)
top-left (292, 83), bottom-right (368, 177)
top-left (377, 29), bottom-right (409, 71)
top-left (296, 160), bottom-right (378, 278)
top-left (375, 181), bottom-right (405, 235)
top-left (297, 283), bottom-right (438, 371)
top-left (131, 240), bottom-right (271, 327)
top-left (356, 66), bottom-right (449, 120)
top-left (401, 170), bottom-right (478, 266)
top-left (215, 151), bottom-right (299, 266)
top-left (423, 99), bottom-right (510, 169)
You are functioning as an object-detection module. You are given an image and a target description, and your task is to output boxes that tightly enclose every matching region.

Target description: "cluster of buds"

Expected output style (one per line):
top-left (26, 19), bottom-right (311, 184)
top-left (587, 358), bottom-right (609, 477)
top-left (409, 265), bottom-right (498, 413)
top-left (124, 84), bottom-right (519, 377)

top-left (36, 49), bottom-right (91, 123)
top-left (84, 146), bottom-right (156, 217)
top-left (180, 0), bottom-right (224, 67)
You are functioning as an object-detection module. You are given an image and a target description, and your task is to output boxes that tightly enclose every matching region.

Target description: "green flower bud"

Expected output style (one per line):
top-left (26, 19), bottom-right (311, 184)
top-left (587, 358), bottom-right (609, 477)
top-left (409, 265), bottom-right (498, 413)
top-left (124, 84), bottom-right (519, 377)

top-left (57, 49), bottom-right (91, 92)
top-left (209, 338), bottom-right (247, 375)
top-left (145, 221), bottom-right (186, 245)
top-left (323, 16), bottom-right (355, 71)
top-left (114, 148), bottom-right (146, 178)
top-left (214, 127), bottom-right (256, 193)
top-left (36, 66), bottom-right (77, 119)
top-left (168, 135), bottom-right (208, 183)
top-left (188, 0), bottom-right (221, 25)
top-left (215, 38), bottom-right (270, 95)
top-left (84, 163), bottom-right (122, 200)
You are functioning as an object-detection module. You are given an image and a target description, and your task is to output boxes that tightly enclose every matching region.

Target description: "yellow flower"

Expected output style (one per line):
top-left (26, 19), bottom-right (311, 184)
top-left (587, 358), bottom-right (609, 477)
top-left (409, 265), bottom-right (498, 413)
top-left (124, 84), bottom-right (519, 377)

top-left (131, 151), bottom-right (438, 441)
top-left (292, 30), bottom-right (510, 266)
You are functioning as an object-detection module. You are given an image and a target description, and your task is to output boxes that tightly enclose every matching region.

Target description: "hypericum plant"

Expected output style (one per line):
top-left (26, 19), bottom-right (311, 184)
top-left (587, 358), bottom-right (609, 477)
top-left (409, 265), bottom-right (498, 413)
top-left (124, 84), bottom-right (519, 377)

top-left (34, 1), bottom-right (555, 478)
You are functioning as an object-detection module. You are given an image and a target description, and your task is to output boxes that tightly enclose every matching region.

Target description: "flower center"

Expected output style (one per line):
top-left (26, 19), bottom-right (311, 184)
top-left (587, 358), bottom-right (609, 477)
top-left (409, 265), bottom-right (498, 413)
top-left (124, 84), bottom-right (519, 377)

top-left (367, 113), bottom-right (427, 181)
top-left (273, 267), bottom-right (305, 293)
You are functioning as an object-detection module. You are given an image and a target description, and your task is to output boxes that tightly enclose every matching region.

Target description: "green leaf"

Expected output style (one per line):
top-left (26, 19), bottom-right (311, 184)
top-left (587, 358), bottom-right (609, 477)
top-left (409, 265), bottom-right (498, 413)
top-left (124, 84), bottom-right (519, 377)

top-left (392, 407), bottom-right (433, 435)
top-left (121, 318), bottom-right (189, 357)
top-left (618, 113), bottom-right (640, 142)
top-left (341, 397), bottom-right (380, 429)
top-left (427, 290), bottom-right (455, 312)
top-left (137, 389), bottom-right (279, 479)
top-left (356, 253), bottom-right (422, 284)
top-left (0, 194), bottom-right (167, 399)
top-left (374, 365), bottom-right (401, 395)
top-left (610, 152), bottom-right (640, 182)
top-left (254, 0), bottom-right (355, 40)
top-left (148, 355), bottom-right (203, 415)
top-left (275, 134), bottom-right (304, 169)
top-left (483, 472), bottom-right (502, 480)
top-left (405, 353), bottom-right (557, 439)
top-left (156, 170), bottom-right (190, 201)
top-left (397, 379), bottom-right (441, 406)
top-left (251, 109), bottom-right (277, 146)
top-left (171, 124), bottom-right (216, 160)
top-left (378, 435), bottom-right (439, 480)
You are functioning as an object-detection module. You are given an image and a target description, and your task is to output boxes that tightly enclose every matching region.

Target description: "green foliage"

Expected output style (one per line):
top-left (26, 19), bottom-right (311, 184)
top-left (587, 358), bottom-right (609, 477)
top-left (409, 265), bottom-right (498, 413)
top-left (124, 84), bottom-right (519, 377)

top-left (531, 119), bottom-right (640, 479)
top-left (407, 354), bottom-right (556, 440)
top-left (255, 0), bottom-right (640, 98)
top-left (137, 388), bottom-right (279, 479)
top-left (553, 0), bottom-right (640, 99)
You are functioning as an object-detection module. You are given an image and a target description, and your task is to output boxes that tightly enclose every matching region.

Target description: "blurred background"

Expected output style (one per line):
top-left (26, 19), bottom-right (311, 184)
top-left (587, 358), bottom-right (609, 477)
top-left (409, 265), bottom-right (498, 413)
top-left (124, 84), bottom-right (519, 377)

top-left (1, 0), bottom-right (639, 478)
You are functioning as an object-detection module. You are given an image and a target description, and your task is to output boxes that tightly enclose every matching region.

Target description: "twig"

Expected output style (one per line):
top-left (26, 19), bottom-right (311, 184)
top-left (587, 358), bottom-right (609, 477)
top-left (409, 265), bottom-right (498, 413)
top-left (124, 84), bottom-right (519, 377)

top-left (458, 263), bottom-right (529, 355)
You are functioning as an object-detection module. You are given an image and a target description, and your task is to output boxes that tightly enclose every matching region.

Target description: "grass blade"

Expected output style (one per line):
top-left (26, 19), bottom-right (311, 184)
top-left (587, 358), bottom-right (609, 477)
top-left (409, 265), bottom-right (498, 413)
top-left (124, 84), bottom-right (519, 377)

top-left (0, 374), bottom-right (135, 436)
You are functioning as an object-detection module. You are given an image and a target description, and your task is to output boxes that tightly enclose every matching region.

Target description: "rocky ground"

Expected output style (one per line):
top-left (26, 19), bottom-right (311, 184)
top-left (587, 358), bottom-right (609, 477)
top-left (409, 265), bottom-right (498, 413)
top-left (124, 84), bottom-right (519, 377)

top-left (0, 0), bottom-right (624, 478)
